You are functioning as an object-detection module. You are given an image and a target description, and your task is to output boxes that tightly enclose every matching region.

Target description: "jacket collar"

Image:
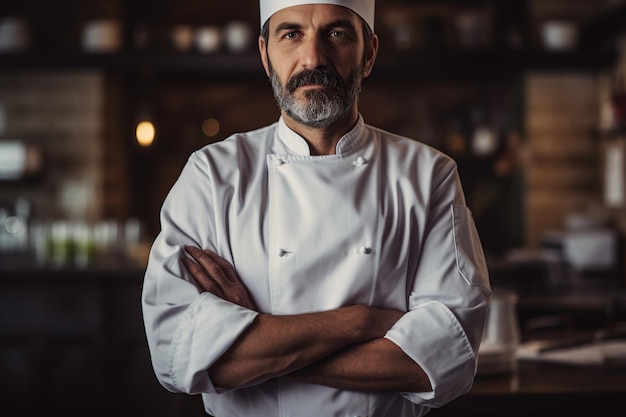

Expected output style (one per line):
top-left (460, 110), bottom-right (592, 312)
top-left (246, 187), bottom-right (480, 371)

top-left (277, 115), bottom-right (365, 156)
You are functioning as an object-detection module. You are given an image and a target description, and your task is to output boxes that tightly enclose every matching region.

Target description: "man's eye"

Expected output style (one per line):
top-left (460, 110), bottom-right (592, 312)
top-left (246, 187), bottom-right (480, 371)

top-left (285, 32), bottom-right (299, 39)
top-left (330, 31), bottom-right (345, 38)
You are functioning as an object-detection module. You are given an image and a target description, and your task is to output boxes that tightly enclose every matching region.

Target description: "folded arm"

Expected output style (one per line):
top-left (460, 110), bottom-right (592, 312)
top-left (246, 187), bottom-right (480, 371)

top-left (286, 336), bottom-right (432, 392)
top-left (208, 304), bottom-right (406, 389)
top-left (182, 247), bottom-right (428, 392)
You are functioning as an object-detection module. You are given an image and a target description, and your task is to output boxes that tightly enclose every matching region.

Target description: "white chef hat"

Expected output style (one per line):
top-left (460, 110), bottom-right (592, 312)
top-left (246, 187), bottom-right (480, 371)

top-left (260, 0), bottom-right (375, 31)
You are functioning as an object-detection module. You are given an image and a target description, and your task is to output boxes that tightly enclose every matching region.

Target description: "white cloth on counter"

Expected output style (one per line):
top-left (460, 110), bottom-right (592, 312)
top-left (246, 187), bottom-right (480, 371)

top-left (518, 339), bottom-right (626, 366)
top-left (142, 115), bottom-right (491, 417)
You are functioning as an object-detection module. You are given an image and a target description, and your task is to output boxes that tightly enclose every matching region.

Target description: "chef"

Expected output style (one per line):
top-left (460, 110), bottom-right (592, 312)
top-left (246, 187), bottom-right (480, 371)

top-left (141, 1), bottom-right (492, 416)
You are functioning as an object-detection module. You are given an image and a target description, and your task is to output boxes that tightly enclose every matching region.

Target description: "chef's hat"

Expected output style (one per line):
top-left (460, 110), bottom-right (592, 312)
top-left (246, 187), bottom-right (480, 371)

top-left (260, 0), bottom-right (375, 31)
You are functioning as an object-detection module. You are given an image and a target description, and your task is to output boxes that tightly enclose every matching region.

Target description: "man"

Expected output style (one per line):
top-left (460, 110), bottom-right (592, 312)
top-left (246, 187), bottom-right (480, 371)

top-left (142, 1), bottom-right (491, 416)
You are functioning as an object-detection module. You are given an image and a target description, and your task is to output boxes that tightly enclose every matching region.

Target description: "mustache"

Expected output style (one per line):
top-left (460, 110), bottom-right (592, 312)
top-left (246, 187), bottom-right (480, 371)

top-left (286, 68), bottom-right (343, 93)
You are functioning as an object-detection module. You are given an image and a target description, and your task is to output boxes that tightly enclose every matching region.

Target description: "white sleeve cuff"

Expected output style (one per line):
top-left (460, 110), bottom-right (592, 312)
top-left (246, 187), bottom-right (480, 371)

top-left (169, 292), bottom-right (259, 394)
top-left (385, 301), bottom-right (476, 408)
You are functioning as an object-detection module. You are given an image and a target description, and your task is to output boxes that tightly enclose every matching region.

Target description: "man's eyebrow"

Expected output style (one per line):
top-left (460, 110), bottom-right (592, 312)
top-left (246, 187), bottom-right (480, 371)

top-left (323, 19), bottom-right (358, 32)
top-left (273, 22), bottom-right (303, 34)
top-left (273, 19), bottom-right (358, 34)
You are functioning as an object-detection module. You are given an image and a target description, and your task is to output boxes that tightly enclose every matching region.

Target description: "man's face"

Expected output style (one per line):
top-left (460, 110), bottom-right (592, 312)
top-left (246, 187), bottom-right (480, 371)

top-left (260, 5), bottom-right (376, 128)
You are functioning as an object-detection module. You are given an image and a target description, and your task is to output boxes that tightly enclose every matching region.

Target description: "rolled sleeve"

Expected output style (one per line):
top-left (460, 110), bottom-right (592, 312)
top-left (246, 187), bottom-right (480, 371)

top-left (385, 301), bottom-right (477, 407)
top-left (169, 292), bottom-right (258, 394)
top-left (142, 236), bottom-right (260, 395)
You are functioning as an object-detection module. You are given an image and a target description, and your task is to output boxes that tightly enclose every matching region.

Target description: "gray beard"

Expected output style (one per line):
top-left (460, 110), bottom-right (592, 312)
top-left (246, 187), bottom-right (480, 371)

top-left (269, 66), bottom-right (363, 129)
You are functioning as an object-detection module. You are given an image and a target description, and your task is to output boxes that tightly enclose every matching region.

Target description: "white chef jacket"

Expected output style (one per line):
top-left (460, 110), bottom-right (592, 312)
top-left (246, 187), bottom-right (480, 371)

top-left (142, 115), bottom-right (491, 417)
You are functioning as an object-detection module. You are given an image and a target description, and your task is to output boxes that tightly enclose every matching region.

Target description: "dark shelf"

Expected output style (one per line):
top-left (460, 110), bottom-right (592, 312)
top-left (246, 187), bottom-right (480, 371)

top-left (0, 253), bottom-right (146, 282)
top-left (372, 48), bottom-right (616, 82)
top-left (0, 47), bottom-right (617, 82)
top-left (0, 50), bottom-right (266, 79)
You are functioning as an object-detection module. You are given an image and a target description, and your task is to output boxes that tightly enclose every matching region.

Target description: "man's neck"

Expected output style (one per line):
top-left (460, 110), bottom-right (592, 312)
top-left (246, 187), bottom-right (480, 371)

top-left (282, 108), bottom-right (359, 156)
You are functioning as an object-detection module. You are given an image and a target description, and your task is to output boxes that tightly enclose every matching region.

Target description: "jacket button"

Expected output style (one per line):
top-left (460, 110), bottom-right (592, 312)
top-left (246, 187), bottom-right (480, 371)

top-left (353, 156), bottom-right (367, 166)
top-left (356, 246), bottom-right (372, 255)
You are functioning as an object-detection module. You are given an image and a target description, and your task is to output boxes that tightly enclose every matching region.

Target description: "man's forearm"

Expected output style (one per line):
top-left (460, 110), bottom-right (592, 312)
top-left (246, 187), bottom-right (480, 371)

top-left (209, 305), bottom-right (403, 389)
top-left (286, 337), bottom-right (432, 393)
top-left (182, 247), bottom-right (410, 391)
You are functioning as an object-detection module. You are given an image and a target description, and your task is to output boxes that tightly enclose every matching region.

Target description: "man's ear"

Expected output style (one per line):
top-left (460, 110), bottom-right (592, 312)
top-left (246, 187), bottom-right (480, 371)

top-left (259, 35), bottom-right (271, 77)
top-left (362, 34), bottom-right (379, 78)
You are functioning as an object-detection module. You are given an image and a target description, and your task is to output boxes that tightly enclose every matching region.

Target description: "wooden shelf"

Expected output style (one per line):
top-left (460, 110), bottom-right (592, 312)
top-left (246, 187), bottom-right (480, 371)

top-left (0, 47), bottom-right (616, 82)
top-left (0, 50), bottom-right (265, 78)
top-left (373, 48), bottom-right (616, 82)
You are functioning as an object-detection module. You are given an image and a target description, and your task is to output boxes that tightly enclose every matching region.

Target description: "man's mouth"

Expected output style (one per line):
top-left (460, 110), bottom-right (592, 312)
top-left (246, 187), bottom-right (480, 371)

top-left (298, 84), bottom-right (327, 89)
top-left (287, 69), bottom-right (341, 93)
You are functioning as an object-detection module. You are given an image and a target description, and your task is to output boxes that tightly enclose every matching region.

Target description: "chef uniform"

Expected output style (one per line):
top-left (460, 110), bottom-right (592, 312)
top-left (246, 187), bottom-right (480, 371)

top-left (142, 2), bottom-right (491, 417)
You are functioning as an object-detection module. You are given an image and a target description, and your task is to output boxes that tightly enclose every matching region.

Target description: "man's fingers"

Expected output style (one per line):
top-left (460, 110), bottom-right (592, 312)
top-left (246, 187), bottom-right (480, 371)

top-left (181, 256), bottom-right (224, 297)
top-left (202, 249), bottom-right (238, 282)
top-left (184, 246), bottom-right (231, 292)
top-left (183, 246), bottom-right (257, 310)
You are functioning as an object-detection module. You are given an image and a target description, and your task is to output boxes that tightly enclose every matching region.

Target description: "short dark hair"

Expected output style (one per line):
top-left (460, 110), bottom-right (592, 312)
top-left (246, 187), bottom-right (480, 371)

top-left (261, 16), bottom-right (374, 67)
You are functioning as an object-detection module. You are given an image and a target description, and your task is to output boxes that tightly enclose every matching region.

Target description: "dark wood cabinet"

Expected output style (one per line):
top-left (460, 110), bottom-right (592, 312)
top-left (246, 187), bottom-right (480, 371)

top-left (0, 267), bottom-right (205, 417)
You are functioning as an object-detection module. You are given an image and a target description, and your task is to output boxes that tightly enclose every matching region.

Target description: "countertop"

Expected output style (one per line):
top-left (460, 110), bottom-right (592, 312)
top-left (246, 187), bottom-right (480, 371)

top-left (430, 360), bottom-right (626, 416)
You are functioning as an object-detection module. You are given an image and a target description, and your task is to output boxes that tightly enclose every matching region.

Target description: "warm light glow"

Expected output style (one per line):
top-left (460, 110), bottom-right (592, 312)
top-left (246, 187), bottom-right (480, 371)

top-left (202, 118), bottom-right (220, 137)
top-left (136, 121), bottom-right (155, 147)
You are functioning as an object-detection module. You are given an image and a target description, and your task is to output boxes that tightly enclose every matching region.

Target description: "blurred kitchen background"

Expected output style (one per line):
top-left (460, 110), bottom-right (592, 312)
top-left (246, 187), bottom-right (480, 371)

top-left (2, 0), bottom-right (626, 416)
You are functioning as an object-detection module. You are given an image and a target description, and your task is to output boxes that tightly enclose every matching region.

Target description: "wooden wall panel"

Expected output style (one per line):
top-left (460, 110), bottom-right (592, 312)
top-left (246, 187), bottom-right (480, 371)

top-left (524, 72), bottom-right (602, 247)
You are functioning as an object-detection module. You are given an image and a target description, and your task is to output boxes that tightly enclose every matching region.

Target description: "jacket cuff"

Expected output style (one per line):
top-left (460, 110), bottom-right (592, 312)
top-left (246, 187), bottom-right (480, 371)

top-left (385, 301), bottom-right (476, 407)
top-left (169, 292), bottom-right (259, 394)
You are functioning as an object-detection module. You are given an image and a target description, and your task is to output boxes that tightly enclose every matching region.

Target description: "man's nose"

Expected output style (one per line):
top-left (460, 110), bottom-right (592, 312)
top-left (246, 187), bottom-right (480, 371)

top-left (300, 36), bottom-right (327, 69)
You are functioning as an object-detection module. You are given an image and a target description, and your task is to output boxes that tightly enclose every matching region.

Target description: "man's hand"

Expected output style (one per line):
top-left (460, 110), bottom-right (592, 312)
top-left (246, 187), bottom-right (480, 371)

top-left (182, 246), bottom-right (257, 310)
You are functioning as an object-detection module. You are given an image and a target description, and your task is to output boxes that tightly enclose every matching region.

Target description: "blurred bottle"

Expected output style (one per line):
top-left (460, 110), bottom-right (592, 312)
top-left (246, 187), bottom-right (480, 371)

top-left (0, 197), bottom-right (30, 255)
